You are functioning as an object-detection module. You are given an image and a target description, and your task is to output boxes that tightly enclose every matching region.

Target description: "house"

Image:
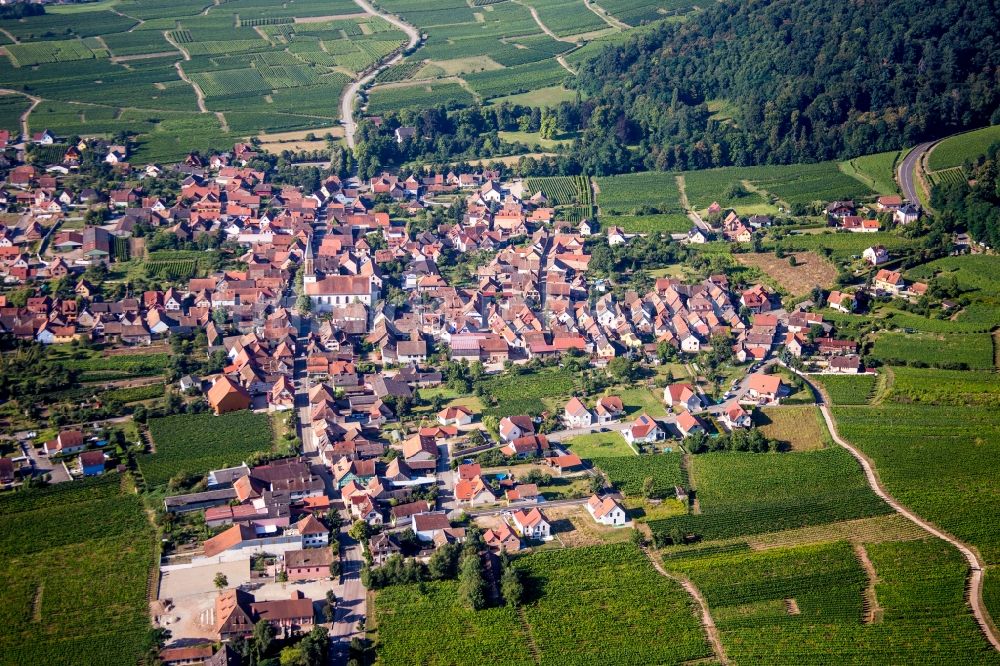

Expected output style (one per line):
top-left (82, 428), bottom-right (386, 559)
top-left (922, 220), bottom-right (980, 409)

top-left (873, 269), bottom-right (905, 295)
top-left (548, 453), bottom-right (584, 475)
top-left (396, 339), bottom-right (427, 364)
top-left (687, 228), bottom-right (708, 244)
top-left (394, 126), bottom-right (417, 144)
top-left (594, 395), bottom-right (624, 423)
top-left (483, 523), bottom-right (521, 553)
top-left (369, 532), bottom-right (402, 565)
top-left (207, 376), bottom-right (251, 415)
top-left (623, 414), bottom-right (663, 445)
top-left (502, 434), bottom-right (548, 458)
top-left (827, 290), bottom-right (856, 313)
top-left (79, 450), bottom-right (105, 476)
top-left (663, 383), bottom-right (700, 412)
top-left (721, 403), bottom-right (752, 429)
top-left (505, 483), bottom-right (539, 504)
top-left (498, 415), bottom-right (534, 443)
top-left (676, 410), bottom-right (705, 437)
top-left (43, 430), bottom-right (86, 456)
top-left (741, 285), bottom-right (772, 314)
top-left (294, 514), bottom-right (329, 548)
top-left (746, 373), bottom-right (783, 404)
top-left (586, 494), bottom-right (627, 527)
top-left (402, 433), bottom-right (438, 463)
top-left (876, 195), bottom-right (903, 212)
top-left (563, 396), bottom-right (592, 428)
top-left (829, 354), bottom-right (862, 374)
top-left (284, 547), bottom-right (333, 581)
top-left (826, 200), bottom-right (855, 219)
top-left (510, 507), bottom-right (551, 540)
top-left (438, 405), bottom-right (473, 426)
top-left (390, 500), bottom-right (432, 528)
top-left (413, 511), bottom-right (451, 542)
top-left (862, 245), bottom-right (889, 266)
top-left (159, 645), bottom-right (215, 666)
top-left (250, 591), bottom-right (315, 637)
top-left (894, 203), bottom-right (920, 225)
top-left (455, 474), bottom-right (497, 506)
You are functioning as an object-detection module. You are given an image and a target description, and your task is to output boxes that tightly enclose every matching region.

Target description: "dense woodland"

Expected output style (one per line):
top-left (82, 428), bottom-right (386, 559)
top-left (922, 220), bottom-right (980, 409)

top-left (574, 0), bottom-right (1000, 172)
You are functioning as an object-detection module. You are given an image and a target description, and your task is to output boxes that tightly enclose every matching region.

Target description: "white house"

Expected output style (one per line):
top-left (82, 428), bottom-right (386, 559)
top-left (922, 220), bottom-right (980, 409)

top-left (438, 405), bottom-right (473, 426)
top-left (510, 508), bottom-right (551, 540)
top-left (721, 403), bottom-right (752, 429)
top-left (293, 515), bottom-right (329, 548)
top-left (663, 383), bottom-right (700, 412)
top-left (862, 245), bottom-right (889, 266)
top-left (305, 275), bottom-right (377, 312)
top-left (563, 397), bottom-right (592, 428)
top-left (680, 334), bottom-right (701, 353)
top-left (623, 414), bottom-right (664, 445)
top-left (498, 415), bottom-right (533, 443)
top-left (586, 494), bottom-right (627, 527)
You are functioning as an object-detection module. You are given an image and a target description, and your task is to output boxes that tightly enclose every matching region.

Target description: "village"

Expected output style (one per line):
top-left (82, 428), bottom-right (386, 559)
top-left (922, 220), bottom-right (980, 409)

top-left (0, 128), bottom-right (964, 666)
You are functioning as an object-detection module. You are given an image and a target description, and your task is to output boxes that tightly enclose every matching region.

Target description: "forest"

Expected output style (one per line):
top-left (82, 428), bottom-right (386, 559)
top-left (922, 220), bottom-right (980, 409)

top-left (932, 142), bottom-right (1000, 247)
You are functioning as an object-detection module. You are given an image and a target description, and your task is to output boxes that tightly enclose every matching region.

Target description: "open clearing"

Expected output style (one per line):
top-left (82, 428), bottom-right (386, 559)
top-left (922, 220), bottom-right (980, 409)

top-left (734, 251), bottom-right (838, 296)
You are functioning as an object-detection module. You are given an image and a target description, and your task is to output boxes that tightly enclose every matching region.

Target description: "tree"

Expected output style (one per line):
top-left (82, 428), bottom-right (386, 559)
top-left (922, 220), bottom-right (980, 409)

top-left (589, 470), bottom-right (606, 494)
top-left (324, 590), bottom-right (337, 623)
top-left (428, 541), bottom-right (460, 580)
top-left (252, 620), bottom-right (277, 661)
top-left (606, 357), bottom-right (637, 383)
top-left (457, 552), bottom-right (487, 610)
top-left (642, 476), bottom-right (656, 498)
top-left (213, 572), bottom-right (228, 590)
top-left (348, 519), bottom-right (372, 543)
top-left (501, 565), bottom-right (523, 607)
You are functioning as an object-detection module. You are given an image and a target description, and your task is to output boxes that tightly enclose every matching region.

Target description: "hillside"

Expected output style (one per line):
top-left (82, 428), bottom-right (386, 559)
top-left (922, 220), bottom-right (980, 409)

top-left (572, 0), bottom-right (1000, 174)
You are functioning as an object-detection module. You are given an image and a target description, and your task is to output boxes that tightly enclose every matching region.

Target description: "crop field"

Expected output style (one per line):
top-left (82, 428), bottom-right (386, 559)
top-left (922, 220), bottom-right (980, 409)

top-left (59, 351), bottom-right (171, 378)
top-left (103, 384), bottom-right (166, 404)
top-left (649, 448), bottom-right (892, 542)
top-left (767, 230), bottom-right (919, 259)
top-left (812, 374), bottom-right (876, 405)
top-left (928, 124), bottom-right (1000, 171)
top-left (0, 477), bottom-right (156, 666)
top-left (373, 543), bottom-right (711, 664)
top-left (522, 0), bottom-right (610, 37)
top-left (884, 367), bottom-right (1000, 406)
top-left (524, 175), bottom-right (581, 206)
top-left (838, 150), bottom-right (900, 195)
top-left (666, 539), bottom-right (999, 663)
top-left (366, 81), bottom-right (476, 114)
top-left (734, 251), bottom-right (838, 296)
top-left (139, 411), bottom-right (273, 487)
top-left (476, 367), bottom-right (577, 417)
top-left (595, 171), bottom-right (683, 214)
top-left (0, 94), bottom-right (31, 133)
top-left (834, 400), bottom-right (1000, 564)
top-left (602, 213), bottom-right (691, 233)
top-left (870, 331), bottom-right (993, 370)
top-left (464, 59), bottom-right (568, 99)
top-left (563, 431), bottom-right (634, 458)
top-left (6, 39), bottom-right (98, 66)
top-left (592, 453), bottom-right (684, 497)
top-left (593, 0), bottom-right (707, 24)
top-left (754, 405), bottom-right (828, 451)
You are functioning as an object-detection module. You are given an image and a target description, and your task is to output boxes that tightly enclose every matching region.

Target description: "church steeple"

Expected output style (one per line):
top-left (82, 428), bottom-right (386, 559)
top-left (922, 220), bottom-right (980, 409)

top-left (303, 234), bottom-right (316, 285)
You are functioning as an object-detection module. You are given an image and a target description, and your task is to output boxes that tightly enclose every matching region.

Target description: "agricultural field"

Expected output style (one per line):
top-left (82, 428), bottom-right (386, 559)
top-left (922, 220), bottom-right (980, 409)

top-left (592, 453), bottom-right (684, 497)
top-left (754, 405), bottom-right (829, 451)
top-left (103, 383), bottom-right (166, 404)
top-left (812, 373), bottom-right (877, 405)
top-left (522, 0), bottom-right (610, 37)
top-left (666, 539), bottom-right (1000, 663)
top-left (372, 544), bottom-right (711, 664)
top-left (870, 331), bottom-right (993, 370)
top-left (834, 400), bottom-right (1000, 564)
top-left (649, 448), bottom-right (892, 542)
top-left (366, 81), bottom-right (476, 114)
top-left (52, 349), bottom-right (171, 381)
top-left (0, 94), bottom-right (32, 133)
top-left (594, 171), bottom-right (683, 214)
top-left (733, 251), bottom-right (838, 296)
top-left (884, 367), bottom-right (1000, 406)
top-left (475, 367), bottom-right (577, 417)
top-left (601, 213), bottom-right (691, 233)
top-left (592, 0), bottom-right (708, 25)
top-left (838, 150), bottom-right (901, 195)
top-left (0, 477), bottom-right (157, 666)
top-left (766, 230), bottom-right (919, 259)
top-left (928, 124), bottom-right (1000, 171)
top-left (139, 411), bottom-right (274, 487)
top-left (563, 431), bottom-right (634, 458)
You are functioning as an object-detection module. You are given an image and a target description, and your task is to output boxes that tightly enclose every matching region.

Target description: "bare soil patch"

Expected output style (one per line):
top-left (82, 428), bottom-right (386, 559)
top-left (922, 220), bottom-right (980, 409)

top-left (734, 251), bottom-right (838, 295)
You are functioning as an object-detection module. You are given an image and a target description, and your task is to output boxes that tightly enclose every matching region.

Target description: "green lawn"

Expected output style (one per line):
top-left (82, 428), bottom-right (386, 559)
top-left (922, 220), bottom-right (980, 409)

top-left (563, 431), bottom-right (634, 458)
top-left (839, 150), bottom-right (900, 195)
top-left (617, 387), bottom-right (668, 417)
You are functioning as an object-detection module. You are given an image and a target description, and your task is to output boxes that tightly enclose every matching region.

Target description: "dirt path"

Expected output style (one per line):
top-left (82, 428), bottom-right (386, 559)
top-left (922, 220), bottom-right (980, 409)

top-left (556, 54), bottom-right (576, 75)
top-left (853, 542), bottom-right (883, 624)
top-left (111, 51), bottom-right (182, 63)
top-left (992, 330), bottom-right (1000, 368)
top-left (676, 174), bottom-right (711, 233)
top-left (0, 28), bottom-right (19, 44)
top-left (339, 0), bottom-right (420, 150)
top-left (0, 88), bottom-right (41, 141)
top-left (515, 0), bottom-right (576, 44)
top-left (172, 61), bottom-right (207, 113)
top-left (643, 547), bottom-right (728, 664)
top-left (583, 0), bottom-right (629, 30)
top-left (801, 372), bottom-right (1000, 651)
top-left (163, 30), bottom-right (191, 61)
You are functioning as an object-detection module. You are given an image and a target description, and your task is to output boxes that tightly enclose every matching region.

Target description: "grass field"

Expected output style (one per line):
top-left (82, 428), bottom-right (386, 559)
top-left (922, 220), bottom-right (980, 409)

top-left (563, 431), bottom-right (634, 458)
top-left (839, 150), bottom-right (900, 195)
top-left (0, 477), bottom-right (156, 666)
top-left (649, 448), bottom-right (892, 542)
top-left (928, 125), bottom-right (1000, 171)
top-left (592, 453), bottom-right (684, 497)
top-left (372, 543), bottom-right (711, 664)
top-left (754, 405), bottom-right (829, 451)
top-left (139, 411), bottom-right (273, 487)
top-left (616, 387), bottom-right (668, 417)
top-left (601, 213), bottom-right (691, 233)
top-left (734, 251), bottom-right (838, 296)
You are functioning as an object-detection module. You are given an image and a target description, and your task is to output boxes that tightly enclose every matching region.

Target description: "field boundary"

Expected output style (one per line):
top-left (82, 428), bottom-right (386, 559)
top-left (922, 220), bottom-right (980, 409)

top-left (798, 369), bottom-right (1000, 651)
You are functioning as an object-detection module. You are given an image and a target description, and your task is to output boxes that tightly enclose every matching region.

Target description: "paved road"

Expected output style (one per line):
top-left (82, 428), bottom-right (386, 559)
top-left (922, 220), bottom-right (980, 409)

top-left (329, 535), bottom-right (367, 664)
top-left (897, 142), bottom-right (933, 203)
top-left (339, 0), bottom-right (420, 149)
top-left (795, 370), bottom-right (1000, 652)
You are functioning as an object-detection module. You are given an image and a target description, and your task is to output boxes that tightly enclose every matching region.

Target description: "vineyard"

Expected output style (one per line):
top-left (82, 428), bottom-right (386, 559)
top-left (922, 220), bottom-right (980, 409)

top-left (594, 171), bottom-right (684, 214)
top-left (649, 448), bottom-right (892, 542)
top-left (884, 367), bottom-right (1000, 406)
top-left (140, 411), bottom-right (273, 487)
top-left (0, 477), bottom-right (156, 666)
top-left (812, 374), bottom-right (876, 405)
top-left (839, 150), bottom-right (900, 195)
top-left (366, 81), bottom-right (476, 114)
top-left (833, 400), bottom-right (1000, 564)
top-left (928, 124), bottom-right (1000, 171)
top-left (870, 331), bottom-right (993, 370)
top-left (522, 0), bottom-right (609, 37)
top-left (142, 259), bottom-right (199, 280)
top-left (665, 539), bottom-right (998, 663)
top-left (592, 454), bottom-right (684, 497)
top-left (103, 383), bottom-right (166, 404)
top-left (476, 367), bottom-right (577, 417)
top-left (373, 543), bottom-right (712, 664)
